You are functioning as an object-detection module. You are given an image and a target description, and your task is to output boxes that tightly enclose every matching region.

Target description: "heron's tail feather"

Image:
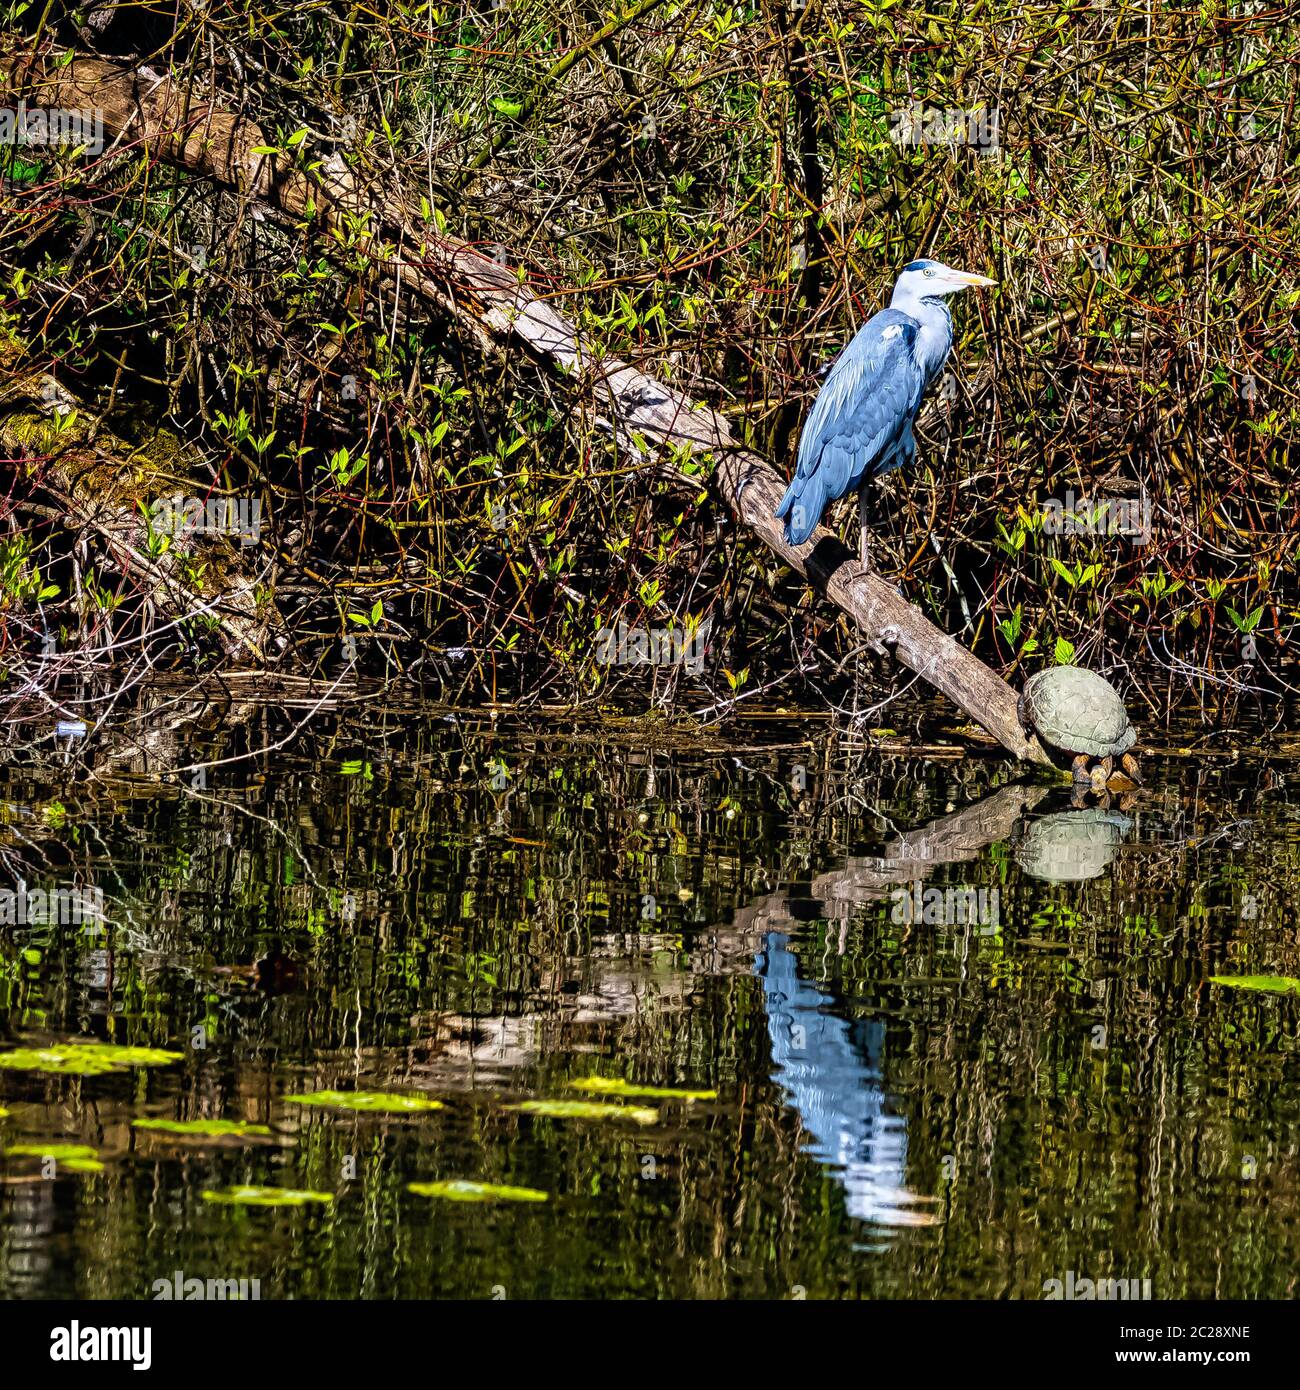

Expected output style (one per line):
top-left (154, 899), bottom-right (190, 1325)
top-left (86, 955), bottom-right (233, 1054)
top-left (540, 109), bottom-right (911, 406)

top-left (774, 474), bottom-right (826, 546)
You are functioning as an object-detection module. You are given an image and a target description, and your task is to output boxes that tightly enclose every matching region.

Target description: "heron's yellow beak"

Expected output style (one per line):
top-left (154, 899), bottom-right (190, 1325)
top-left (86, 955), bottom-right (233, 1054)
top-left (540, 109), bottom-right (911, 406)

top-left (955, 270), bottom-right (998, 288)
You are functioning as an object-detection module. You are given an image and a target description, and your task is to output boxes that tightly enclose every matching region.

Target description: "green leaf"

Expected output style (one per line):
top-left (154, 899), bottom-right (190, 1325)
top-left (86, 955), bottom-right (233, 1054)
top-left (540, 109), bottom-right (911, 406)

top-left (133, 1118), bottom-right (273, 1138)
top-left (202, 1186), bottom-right (334, 1207)
top-left (408, 1180), bottom-right (548, 1203)
top-left (490, 98), bottom-right (523, 118)
top-left (507, 1099), bottom-right (659, 1125)
top-left (1049, 557), bottom-right (1077, 586)
top-left (569, 1075), bottom-right (716, 1102)
top-left (283, 1090), bottom-right (444, 1113)
top-left (0, 1043), bottom-right (184, 1075)
top-left (6, 1143), bottom-right (104, 1172)
top-left (1209, 975), bottom-right (1300, 995)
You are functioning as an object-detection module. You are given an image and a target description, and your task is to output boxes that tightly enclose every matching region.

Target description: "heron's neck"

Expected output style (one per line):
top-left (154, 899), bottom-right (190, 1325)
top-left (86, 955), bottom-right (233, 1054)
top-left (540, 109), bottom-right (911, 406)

top-left (890, 289), bottom-right (953, 385)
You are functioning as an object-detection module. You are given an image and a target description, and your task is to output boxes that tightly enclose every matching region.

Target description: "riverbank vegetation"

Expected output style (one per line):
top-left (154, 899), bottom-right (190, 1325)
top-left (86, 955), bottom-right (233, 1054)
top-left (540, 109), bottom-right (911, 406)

top-left (1, 1), bottom-right (1296, 730)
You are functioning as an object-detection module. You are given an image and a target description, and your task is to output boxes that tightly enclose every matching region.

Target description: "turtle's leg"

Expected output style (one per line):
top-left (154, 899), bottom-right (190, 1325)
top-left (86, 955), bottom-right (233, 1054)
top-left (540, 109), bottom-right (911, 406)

top-left (1098, 755), bottom-right (1114, 780)
top-left (1071, 753), bottom-right (1091, 783)
top-left (1120, 752), bottom-right (1142, 785)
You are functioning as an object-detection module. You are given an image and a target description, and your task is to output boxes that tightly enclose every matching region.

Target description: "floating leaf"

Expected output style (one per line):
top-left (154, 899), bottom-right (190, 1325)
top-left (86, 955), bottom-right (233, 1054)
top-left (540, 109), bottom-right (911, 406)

top-left (202, 1186), bottom-right (333, 1207)
top-left (133, 1118), bottom-right (272, 1138)
top-left (283, 1090), bottom-right (444, 1113)
top-left (1209, 975), bottom-right (1300, 995)
top-left (6, 1142), bottom-right (104, 1172)
top-left (0, 1043), bottom-right (184, 1076)
top-left (508, 1099), bottom-right (658, 1125)
top-left (569, 1075), bottom-right (716, 1102)
top-left (408, 1180), bottom-right (548, 1203)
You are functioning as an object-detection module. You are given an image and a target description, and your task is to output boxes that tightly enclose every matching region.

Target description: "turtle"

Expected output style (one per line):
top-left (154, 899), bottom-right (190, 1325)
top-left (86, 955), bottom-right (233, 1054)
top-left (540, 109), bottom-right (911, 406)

top-left (1018, 666), bottom-right (1140, 797)
top-left (1015, 808), bottom-right (1133, 883)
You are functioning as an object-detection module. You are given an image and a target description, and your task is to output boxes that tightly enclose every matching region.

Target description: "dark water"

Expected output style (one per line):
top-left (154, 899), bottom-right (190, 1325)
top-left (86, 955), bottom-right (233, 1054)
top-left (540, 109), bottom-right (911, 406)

top-left (1, 703), bottom-right (1298, 1300)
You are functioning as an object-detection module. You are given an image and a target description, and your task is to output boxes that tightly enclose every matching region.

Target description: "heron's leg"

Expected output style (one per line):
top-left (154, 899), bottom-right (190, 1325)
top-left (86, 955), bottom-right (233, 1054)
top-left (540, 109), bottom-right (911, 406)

top-left (857, 477), bottom-right (872, 569)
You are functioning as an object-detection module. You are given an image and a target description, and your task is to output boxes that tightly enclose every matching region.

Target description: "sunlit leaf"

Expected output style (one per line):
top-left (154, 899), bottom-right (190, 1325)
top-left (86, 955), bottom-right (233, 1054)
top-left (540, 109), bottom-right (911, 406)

top-left (408, 1179), bottom-right (548, 1203)
top-left (569, 1075), bottom-right (716, 1102)
top-left (1209, 975), bottom-right (1300, 995)
top-left (6, 1142), bottom-right (104, 1172)
top-left (508, 1099), bottom-right (658, 1125)
top-left (283, 1090), bottom-right (444, 1113)
top-left (0, 1043), bottom-right (185, 1075)
top-left (202, 1186), bottom-right (334, 1207)
top-left (133, 1118), bottom-right (273, 1138)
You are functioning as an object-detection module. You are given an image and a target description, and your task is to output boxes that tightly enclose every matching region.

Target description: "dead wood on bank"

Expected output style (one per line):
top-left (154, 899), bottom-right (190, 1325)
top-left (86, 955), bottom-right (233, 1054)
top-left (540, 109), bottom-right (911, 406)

top-left (1, 51), bottom-right (1052, 766)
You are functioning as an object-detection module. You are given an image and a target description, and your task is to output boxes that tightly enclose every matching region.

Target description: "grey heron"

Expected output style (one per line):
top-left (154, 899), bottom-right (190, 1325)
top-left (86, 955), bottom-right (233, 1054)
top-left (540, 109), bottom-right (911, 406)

top-left (775, 258), bottom-right (996, 565)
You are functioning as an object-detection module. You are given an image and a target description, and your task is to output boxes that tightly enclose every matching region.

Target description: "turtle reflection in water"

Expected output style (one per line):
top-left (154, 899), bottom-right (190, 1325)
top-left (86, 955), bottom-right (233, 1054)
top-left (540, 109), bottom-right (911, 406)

top-left (1018, 666), bottom-right (1141, 805)
top-left (1016, 809), bottom-right (1133, 884)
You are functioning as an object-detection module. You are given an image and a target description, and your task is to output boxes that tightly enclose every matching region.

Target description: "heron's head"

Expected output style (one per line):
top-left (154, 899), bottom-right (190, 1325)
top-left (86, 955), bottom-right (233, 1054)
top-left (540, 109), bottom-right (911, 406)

top-left (892, 259), bottom-right (997, 304)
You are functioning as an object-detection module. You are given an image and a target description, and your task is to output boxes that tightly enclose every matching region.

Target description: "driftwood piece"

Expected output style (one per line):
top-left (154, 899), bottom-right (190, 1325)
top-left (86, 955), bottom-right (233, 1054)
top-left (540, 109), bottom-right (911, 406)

top-left (1, 51), bottom-right (1052, 765)
top-left (0, 363), bottom-right (276, 662)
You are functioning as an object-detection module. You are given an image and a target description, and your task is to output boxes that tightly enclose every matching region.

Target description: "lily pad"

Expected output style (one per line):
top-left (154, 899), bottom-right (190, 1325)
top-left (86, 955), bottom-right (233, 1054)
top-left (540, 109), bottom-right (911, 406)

top-left (569, 1075), bottom-right (716, 1102)
top-left (6, 1142), bottom-right (104, 1173)
top-left (1209, 975), bottom-right (1300, 995)
top-left (201, 1186), bottom-right (334, 1207)
top-left (508, 1099), bottom-right (658, 1125)
top-left (283, 1090), bottom-right (444, 1114)
top-left (0, 1043), bottom-right (184, 1076)
top-left (133, 1118), bottom-right (273, 1138)
top-left (408, 1179), bottom-right (548, 1203)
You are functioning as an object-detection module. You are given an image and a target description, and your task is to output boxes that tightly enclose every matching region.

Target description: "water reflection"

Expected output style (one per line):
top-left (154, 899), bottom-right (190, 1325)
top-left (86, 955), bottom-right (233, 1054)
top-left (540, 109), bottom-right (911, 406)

top-left (1015, 808), bottom-right (1133, 882)
top-left (1, 702), bottom-right (1296, 1299)
top-left (757, 931), bottom-right (938, 1227)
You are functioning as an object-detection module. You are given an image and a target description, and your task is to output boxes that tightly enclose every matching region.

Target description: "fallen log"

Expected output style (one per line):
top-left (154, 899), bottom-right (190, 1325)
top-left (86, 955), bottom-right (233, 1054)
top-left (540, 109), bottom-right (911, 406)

top-left (1, 50), bottom-right (1052, 766)
top-left (0, 346), bottom-right (279, 664)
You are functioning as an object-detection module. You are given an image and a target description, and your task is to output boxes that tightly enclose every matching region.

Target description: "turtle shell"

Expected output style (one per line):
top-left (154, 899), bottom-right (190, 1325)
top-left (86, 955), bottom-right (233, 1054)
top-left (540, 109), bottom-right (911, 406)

top-left (1016, 809), bottom-right (1132, 883)
top-left (1017, 665), bottom-right (1136, 759)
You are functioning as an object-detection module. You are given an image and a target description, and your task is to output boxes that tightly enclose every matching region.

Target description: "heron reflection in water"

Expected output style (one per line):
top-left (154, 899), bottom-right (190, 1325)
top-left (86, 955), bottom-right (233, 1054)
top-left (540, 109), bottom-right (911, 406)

top-left (756, 932), bottom-right (941, 1227)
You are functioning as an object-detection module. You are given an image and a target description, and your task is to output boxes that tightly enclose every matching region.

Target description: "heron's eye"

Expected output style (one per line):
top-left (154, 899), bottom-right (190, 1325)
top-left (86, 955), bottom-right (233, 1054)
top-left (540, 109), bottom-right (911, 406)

top-left (923, 268), bottom-right (935, 277)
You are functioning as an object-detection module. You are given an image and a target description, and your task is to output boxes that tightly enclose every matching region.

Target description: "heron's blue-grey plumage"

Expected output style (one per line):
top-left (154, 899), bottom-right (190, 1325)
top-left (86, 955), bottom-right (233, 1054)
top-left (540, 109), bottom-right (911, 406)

top-left (775, 258), bottom-right (993, 547)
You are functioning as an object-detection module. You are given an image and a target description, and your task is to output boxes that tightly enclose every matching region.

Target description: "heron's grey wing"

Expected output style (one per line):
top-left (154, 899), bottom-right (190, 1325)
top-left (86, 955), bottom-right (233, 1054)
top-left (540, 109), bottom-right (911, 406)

top-left (775, 312), bottom-right (925, 543)
top-left (794, 316), bottom-right (924, 498)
